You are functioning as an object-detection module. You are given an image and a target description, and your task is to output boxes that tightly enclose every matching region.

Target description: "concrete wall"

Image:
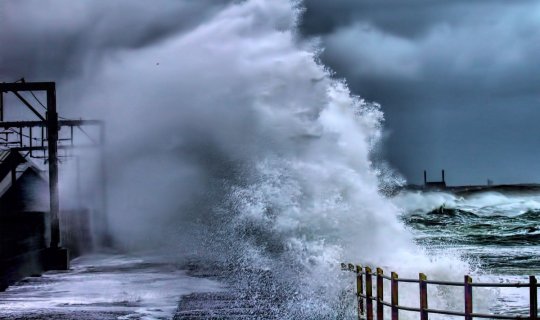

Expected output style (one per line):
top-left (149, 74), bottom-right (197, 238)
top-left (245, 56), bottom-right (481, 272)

top-left (0, 209), bottom-right (93, 291)
top-left (0, 212), bottom-right (47, 291)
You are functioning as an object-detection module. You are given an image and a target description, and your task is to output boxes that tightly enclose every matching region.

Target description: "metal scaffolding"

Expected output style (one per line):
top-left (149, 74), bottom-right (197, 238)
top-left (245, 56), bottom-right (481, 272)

top-left (0, 80), bottom-right (105, 254)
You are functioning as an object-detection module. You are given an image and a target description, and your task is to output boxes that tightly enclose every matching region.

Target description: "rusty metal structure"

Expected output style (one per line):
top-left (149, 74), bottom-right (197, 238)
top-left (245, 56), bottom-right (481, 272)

top-left (423, 169), bottom-right (447, 190)
top-left (0, 80), bottom-right (105, 269)
top-left (342, 263), bottom-right (538, 320)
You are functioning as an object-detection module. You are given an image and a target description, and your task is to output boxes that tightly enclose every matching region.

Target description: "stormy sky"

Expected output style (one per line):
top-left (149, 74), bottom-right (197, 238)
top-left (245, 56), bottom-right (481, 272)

top-left (301, 0), bottom-right (540, 185)
top-left (1, 0), bottom-right (539, 186)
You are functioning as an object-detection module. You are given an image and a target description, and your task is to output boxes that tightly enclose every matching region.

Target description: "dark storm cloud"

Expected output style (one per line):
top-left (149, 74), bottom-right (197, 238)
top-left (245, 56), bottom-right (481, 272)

top-left (301, 0), bottom-right (540, 185)
top-left (302, 0), bottom-right (538, 38)
top-left (0, 0), bottom-right (231, 81)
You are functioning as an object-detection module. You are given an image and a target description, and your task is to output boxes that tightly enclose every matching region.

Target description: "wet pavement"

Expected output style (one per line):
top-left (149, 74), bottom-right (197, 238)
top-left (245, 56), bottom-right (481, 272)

top-left (0, 254), bottom-right (223, 320)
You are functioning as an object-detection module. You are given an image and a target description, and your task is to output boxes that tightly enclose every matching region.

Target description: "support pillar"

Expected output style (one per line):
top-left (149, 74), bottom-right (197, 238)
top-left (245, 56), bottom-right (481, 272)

top-left (45, 85), bottom-right (69, 270)
top-left (0, 92), bottom-right (3, 121)
top-left (46, 86), bottom-right (60, 249)
top-left (97, 123), bottom-right (112, 247)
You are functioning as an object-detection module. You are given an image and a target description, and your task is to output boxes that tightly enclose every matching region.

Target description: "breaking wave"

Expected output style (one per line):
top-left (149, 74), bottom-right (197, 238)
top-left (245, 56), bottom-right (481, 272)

top-left (62, 0), bottom-right (475, 317)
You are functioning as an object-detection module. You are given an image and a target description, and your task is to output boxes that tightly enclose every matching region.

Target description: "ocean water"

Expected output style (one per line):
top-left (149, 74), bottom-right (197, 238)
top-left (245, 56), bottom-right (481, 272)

top-left (395, 190), bottom-right (540, 316)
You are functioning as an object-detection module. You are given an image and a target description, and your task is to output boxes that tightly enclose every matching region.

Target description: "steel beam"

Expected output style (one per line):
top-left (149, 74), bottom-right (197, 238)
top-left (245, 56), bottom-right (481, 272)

top-left (9, 145), bottom-right (97, 152)
top-left (11, 91), bottom-right (46, 121)
top-left (0, 119), bottom-right (103, 129)
top-left (0, 82), bottom-right (55, 92)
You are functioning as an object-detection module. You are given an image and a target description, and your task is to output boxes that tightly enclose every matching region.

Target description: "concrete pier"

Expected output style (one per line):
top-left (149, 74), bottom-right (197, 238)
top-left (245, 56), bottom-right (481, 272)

top-left (0, 254), bottom-right (223, 320)
top-left (175, 291), bottom-right (275, 319)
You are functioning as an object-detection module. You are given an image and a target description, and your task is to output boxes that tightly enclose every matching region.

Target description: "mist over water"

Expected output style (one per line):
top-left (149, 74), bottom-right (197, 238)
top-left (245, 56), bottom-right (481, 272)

top-left (2, 0), bottom-right (479, 318)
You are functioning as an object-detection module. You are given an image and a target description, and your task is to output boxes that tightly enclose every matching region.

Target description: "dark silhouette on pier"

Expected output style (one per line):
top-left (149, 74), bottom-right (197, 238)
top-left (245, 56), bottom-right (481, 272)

top-left (405, 169), bottom-right (540, 195)
top-left (423, 170), bottom-right (447, 190)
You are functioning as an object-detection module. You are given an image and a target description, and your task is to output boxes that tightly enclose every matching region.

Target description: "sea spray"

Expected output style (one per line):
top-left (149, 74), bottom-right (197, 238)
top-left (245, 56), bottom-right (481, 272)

top-left (58, 0), bottom-right (488, 317)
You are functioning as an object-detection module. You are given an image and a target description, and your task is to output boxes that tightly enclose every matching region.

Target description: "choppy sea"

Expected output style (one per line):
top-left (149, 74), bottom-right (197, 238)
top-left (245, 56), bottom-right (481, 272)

top-left (2, 190), bottom-right (540, 319)
top-left (396, 190), bottom-right (540, 315)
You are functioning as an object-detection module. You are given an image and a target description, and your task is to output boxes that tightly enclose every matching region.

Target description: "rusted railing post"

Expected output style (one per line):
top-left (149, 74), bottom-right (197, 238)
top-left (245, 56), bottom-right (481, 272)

top-left (376, 268), bottom-right (384, 320)
top-left (366, 267), bottom-right (374, 320)
top-left (344, 263), bottom-right (540, 320)
top-left (464, 275), bottom-right (473, 320)
top-left (419, 273), bottom-right (428, 320)
top-left (357, 265), bottom-right (364, 318)
top-left (530, 275), bottom-right (538, 320)
top-left (391, 272), bottom-right (399, 320)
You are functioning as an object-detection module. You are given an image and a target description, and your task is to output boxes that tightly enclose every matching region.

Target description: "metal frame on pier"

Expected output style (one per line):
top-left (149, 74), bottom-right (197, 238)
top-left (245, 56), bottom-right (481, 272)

top-left (0, 80), bottom-right (106, 251)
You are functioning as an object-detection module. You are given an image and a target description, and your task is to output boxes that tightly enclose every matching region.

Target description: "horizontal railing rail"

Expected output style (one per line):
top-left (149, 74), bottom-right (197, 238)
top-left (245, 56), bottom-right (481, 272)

top-left (341, 263), bottom-right (538, 320)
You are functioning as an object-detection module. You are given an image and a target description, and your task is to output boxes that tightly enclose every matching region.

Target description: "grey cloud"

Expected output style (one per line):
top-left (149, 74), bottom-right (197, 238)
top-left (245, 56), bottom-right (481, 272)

top-left (0, 0), bottom-right (231, 82)
top-left (302, 0), bottom-right (538, 38)
top-left (301, 0), bottom-right (540, 184)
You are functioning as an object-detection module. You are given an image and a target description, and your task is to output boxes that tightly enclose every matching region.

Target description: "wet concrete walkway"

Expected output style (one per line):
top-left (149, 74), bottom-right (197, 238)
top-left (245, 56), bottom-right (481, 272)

top-left (174, 291), bottom-right (277, 319)
top-left (0, 254), bottom-right (223, 320)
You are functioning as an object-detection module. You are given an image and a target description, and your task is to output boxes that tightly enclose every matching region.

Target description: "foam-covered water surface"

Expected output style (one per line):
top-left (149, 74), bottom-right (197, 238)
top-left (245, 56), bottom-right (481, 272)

top-left (0, 254), bottom-right (224, 319)
top-left (396, 190), bottom-right (540, 316)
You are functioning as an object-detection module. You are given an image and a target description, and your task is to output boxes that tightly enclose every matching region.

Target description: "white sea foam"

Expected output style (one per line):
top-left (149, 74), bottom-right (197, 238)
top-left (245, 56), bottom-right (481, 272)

top-left (394, 190), bottom-right (540, 216)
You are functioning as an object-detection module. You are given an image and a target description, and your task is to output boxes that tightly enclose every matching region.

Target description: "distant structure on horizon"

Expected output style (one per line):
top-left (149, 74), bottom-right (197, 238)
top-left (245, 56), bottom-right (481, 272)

top-left (424, 170), bottom-right (447, 190)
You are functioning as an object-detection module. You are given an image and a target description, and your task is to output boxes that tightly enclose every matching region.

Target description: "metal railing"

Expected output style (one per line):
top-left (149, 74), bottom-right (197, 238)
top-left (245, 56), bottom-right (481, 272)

top-left (341, 263), bottom-right (539, 320)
